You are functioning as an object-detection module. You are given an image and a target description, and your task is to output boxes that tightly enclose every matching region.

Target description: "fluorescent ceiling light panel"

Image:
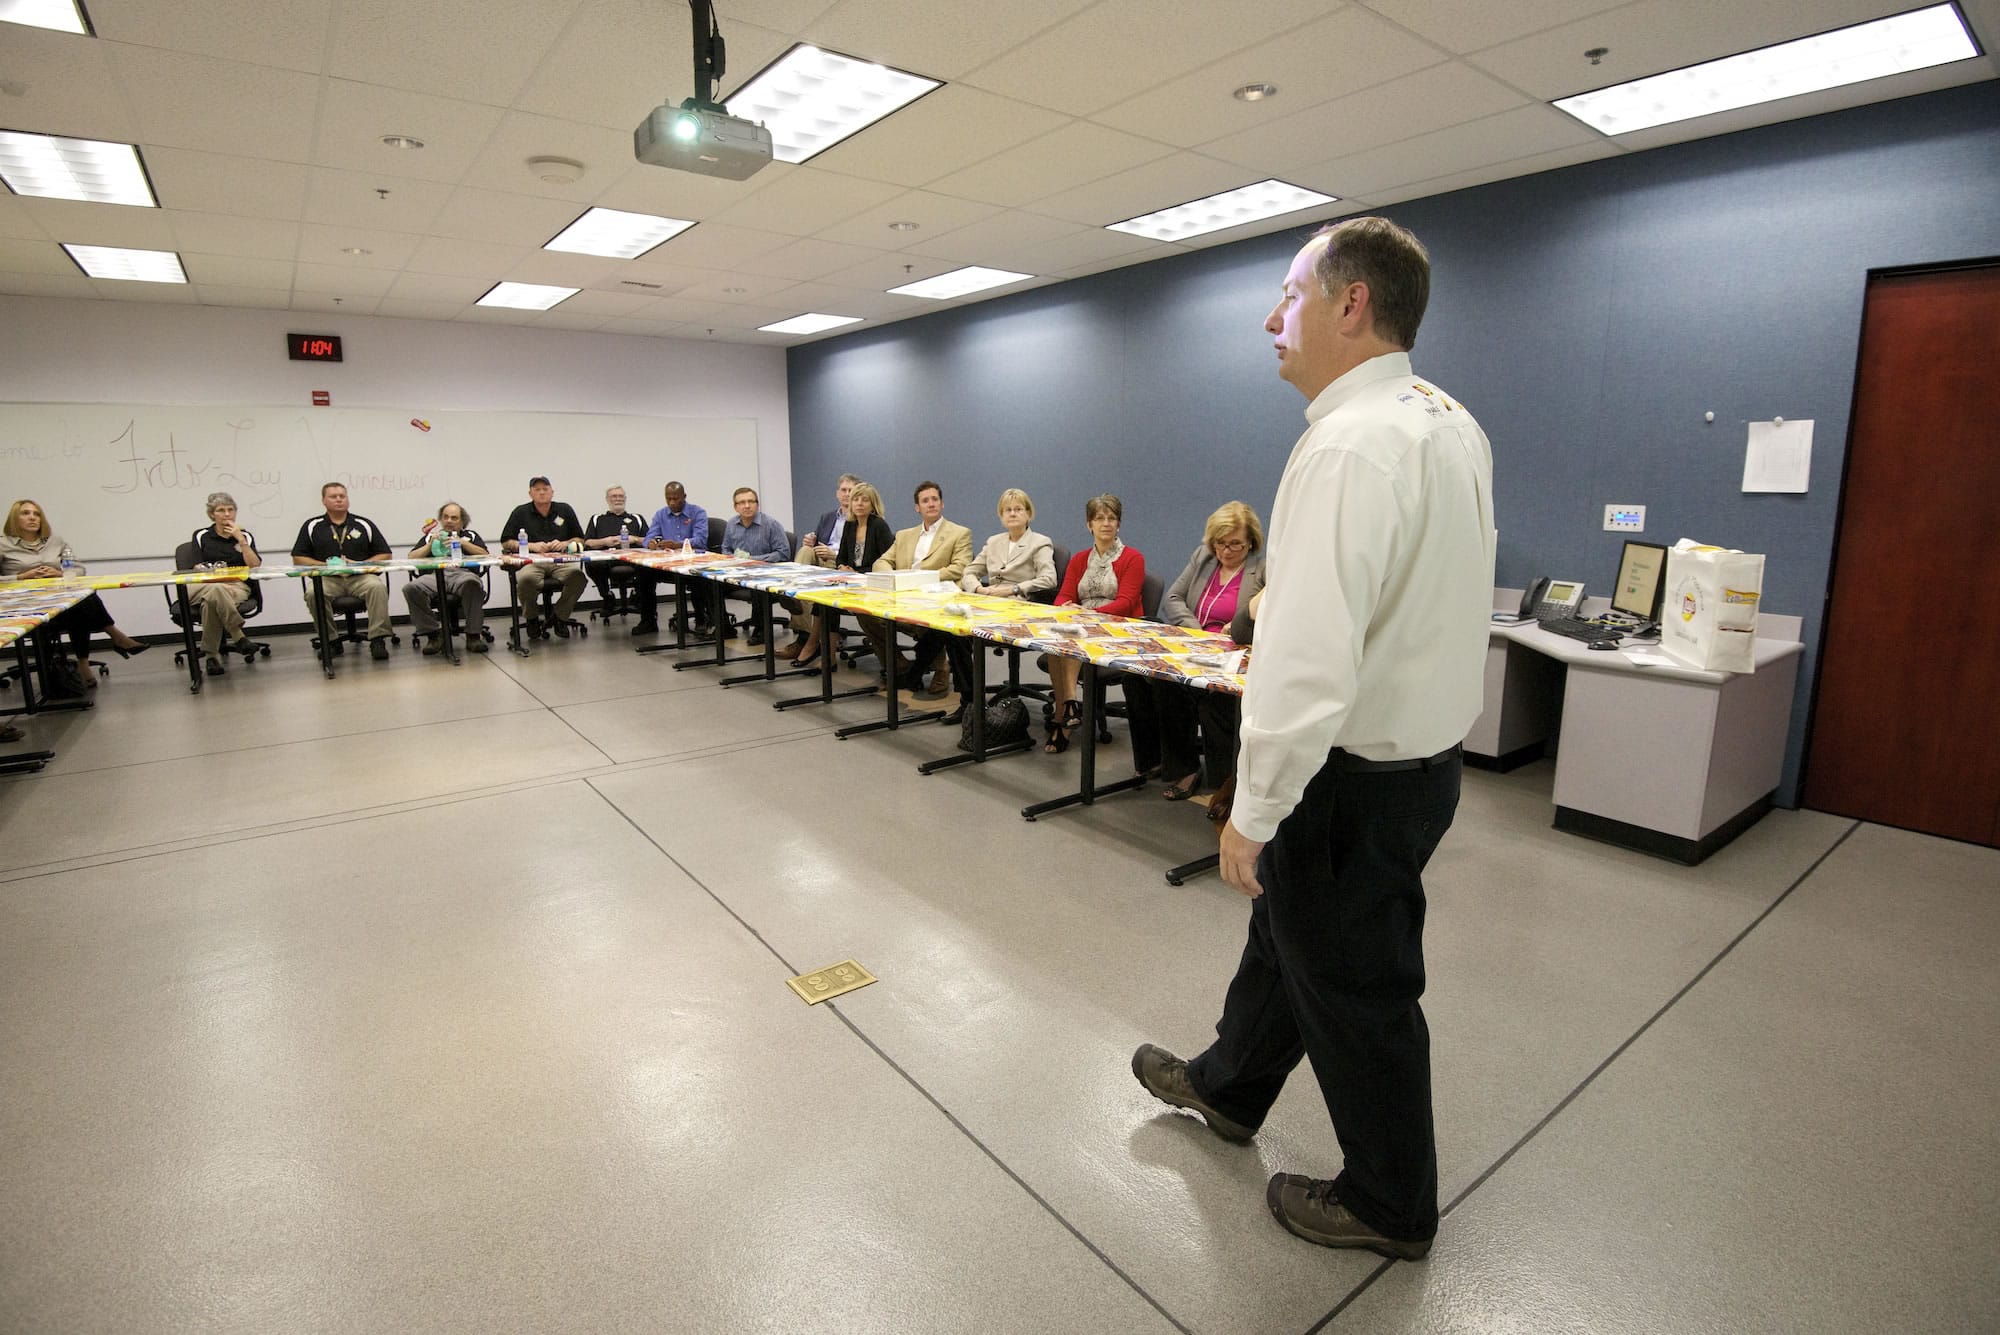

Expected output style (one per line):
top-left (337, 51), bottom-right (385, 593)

top-left (0, 0), bottom-right (90, 35)
top-left (1106, 179), bottom-right (1339, 243)
top-left (477, 281), bottom-right (578, 310)
top-left (1554, 4), bottom-right (1980, 136)
top-left (0, 131), bottom-right (156, 207)
top-left (758, 313), bottom-right (862, 335)
top-left (544, 207), bottom-right (694, 259)
top-left (726, 44), bottom-right (940, 164)
top-left (889, 266), bottom-right (1034, 300)
top-left (62, 243), bottom-right (185, 282)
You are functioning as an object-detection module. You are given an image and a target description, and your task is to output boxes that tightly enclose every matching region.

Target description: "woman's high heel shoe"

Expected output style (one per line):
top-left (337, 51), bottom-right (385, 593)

top-left (1044, 699), bottom-right (1081, 754)
top-left (110, 640), bottom-right (151, 659)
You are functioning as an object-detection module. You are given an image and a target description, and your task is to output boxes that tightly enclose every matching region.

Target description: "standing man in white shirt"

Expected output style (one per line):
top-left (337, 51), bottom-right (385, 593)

top-left (1133, 217), bottom-right (1496, 1261)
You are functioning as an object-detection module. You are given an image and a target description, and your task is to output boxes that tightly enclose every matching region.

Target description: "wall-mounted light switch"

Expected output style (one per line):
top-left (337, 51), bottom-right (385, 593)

top-left (1604, 504), bottom-right (1646, 532)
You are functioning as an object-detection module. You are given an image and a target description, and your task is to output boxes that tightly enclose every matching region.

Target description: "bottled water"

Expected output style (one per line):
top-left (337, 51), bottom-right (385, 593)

top-left (58, 543), bottom-right (74, 577)
top-left (517, 527), bottom-right (529, 557)
top-left (448, 533), bottom-right (463, 564)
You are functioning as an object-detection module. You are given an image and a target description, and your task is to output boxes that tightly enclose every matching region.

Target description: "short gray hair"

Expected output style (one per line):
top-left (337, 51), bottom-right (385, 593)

top-left (205, 491), bottom-right (237, 516)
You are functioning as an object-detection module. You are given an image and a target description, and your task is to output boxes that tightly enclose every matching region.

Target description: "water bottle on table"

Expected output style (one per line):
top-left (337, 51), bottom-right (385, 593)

top-left (58, 543), bottom-right (75, 578)
top-left (517, 527), bottom-right (529, 558)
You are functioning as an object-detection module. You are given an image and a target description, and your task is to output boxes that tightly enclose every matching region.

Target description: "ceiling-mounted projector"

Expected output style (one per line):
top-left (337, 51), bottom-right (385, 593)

top-left (634, 0), bottom-right (771, 181)
top-left (635, 100), bottom-right (771, 180)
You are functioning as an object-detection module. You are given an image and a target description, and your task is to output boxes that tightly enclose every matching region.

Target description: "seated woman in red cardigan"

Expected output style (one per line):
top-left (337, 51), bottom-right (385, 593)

top-left (1045, 493), bottom-right (1147, 754)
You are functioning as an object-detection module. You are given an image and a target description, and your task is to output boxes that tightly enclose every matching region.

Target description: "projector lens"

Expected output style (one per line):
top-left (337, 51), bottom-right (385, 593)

top-left (672, 112), bottom-right (701, 141)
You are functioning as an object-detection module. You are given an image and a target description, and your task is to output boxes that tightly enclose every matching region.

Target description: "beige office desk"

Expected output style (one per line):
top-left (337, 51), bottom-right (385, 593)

top-left (1467, 591), bottom-right (1803, 864)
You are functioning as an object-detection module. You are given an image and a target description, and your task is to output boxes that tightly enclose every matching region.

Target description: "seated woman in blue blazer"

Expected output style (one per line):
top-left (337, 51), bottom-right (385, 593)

top-left (1152, 501), bottom-right (1265, 800)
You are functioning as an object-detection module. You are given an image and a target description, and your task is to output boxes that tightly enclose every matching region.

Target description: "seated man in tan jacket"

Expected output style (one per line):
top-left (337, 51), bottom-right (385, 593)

top-left (869, 479), bottom-right (972, 694)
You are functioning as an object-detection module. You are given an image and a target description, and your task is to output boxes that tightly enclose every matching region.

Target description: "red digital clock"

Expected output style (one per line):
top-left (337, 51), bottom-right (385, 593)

top-left (287, 333), bottom-right (344, 362)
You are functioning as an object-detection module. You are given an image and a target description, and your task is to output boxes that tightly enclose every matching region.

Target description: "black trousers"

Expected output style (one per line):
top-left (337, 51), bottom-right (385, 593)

top-left (42, 592), bottom-right (116, 657)
top-left (1154, 680), bottom-right (1239, 787)
top-left (1187, 746), bottom-right (1461, 1242)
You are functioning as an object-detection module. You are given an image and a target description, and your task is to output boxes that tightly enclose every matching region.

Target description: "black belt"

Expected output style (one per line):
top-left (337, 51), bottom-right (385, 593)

top-left (1332, 744), bottom-right (1460, 773)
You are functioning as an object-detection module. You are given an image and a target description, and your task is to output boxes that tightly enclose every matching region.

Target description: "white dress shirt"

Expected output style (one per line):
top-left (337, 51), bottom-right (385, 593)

top-left (914, 518), bottom-right (941, 564)
top-left (1232, 351), bottom-right (1497, 842)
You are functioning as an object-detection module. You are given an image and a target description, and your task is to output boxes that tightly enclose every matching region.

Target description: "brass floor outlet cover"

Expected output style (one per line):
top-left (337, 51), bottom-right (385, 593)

top-left (787, 959), bottom-right (877, 1005)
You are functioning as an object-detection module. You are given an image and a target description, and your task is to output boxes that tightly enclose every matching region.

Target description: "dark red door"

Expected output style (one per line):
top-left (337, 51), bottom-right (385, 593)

top-left (1804, 264), bottom-right (2000, 846)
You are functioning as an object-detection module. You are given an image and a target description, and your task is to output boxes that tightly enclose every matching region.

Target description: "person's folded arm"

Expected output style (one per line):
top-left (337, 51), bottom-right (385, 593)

top-left (1230, 451), bottom-right (1402, 843)
top-left (961, 546), bottom-right (989, 592)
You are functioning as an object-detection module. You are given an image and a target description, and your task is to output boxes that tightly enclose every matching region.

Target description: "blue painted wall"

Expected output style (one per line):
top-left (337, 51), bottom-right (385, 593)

top-left (788, 82), bottom-right (2000, 806)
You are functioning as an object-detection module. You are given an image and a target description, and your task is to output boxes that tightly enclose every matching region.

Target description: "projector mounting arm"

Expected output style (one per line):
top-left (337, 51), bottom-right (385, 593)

top-left (688, 0), bottom-right (727, 113)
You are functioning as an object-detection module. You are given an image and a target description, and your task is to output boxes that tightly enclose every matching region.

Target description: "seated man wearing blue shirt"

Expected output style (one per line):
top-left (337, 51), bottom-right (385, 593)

top-left (717, 486), bottom-right (791, 644)
top-left (633, 480), bottom-right (708, 634)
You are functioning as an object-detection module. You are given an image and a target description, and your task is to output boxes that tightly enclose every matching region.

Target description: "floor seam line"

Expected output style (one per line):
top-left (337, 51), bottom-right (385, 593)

top-left (1302, 817), bottom-right (1865, 1333)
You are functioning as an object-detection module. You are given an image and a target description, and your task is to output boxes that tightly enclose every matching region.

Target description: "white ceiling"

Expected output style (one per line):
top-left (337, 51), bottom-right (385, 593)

top-left (0, 0), bottom-right (1993, 345)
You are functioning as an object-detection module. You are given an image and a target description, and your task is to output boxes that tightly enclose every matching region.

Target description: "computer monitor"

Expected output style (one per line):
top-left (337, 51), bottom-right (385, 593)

top-left (1611, 540), bottom-right (1668, 621)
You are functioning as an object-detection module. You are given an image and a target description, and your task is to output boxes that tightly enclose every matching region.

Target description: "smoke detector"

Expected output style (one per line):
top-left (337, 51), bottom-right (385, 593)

top-left (527, 156), bottom-right (585, 185)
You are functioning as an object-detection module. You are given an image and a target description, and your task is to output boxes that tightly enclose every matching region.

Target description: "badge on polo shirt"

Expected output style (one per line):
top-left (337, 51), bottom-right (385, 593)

top-left (555, 516), bottom-right (565, 527)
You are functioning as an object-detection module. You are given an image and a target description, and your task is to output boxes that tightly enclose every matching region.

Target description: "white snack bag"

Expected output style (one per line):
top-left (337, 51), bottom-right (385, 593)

top-left (1660, 539), bottom-right (1764, 674)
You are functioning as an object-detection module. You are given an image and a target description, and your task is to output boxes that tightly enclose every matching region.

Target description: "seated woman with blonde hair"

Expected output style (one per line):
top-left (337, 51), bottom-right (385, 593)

top-left (1152, 500), bottom-right (1265, 800)
top-left (0, 498), bottom-right (150, 685)
top-left (790, 479), bottom-right (894, 669)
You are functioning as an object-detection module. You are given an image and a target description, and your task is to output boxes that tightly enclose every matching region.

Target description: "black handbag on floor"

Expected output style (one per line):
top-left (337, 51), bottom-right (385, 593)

top-left (959, 695), bottom-right (1030, 752)
top-left (42, 655), bottom-right (88, 699)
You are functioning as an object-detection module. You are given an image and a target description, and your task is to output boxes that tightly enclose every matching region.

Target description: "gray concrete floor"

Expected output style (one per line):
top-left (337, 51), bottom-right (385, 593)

top-left (2, 624), bottom-right (1995, 1333)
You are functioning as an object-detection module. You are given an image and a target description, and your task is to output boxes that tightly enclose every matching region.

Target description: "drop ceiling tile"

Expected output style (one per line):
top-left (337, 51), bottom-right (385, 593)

top-left (455, 305), bottom-right (537, 324)
top-left (376, 297), bottom-right (474, 321)
top-left (430, 187), bottom-right (586, 246)
top-left (386, 271), bottom-right (495, 303)
top-left (593, 258), bottom-right (710, 294)
top-left (630, 296), bottom-right (733, 323)
top-left (1364, 139), bottom-right (1626, 206)
top-left (812, 189), bottom-right (1001, 249)
top-left (699, 302), bottom-right (805, 331)
top-left (1466, 0), bottom-right (1912, 99)
top-left (1198, 61), bottom-right (1530, 175)
top-left (514, 0), bottom-right (723, 130)
top-left (817, 250), bottom-right (967, 290)
top-left (301, 168), bottom-right (453, 233)
top-left (0, 271), bottom-right (98, 299)
top-left (25, 197), bottom-right (179, 249)
top-left (405, 235), bottom-right (535, 278)
top-left (292, 261), bottom-right (398, 298)
top-left (927, 120), bottom-right (1176, 208)
top-left (706, 166), bottom-right (906, 237)
top-left (1365, 0), bottom-right (1632, 56)
top-left (194, 285), bottom-right (294, 309)
top-left (903, 209), bottom-right (1082, 263)
top-left (163, 211), bottom-right (301, 261)
top-left (801, 0), bottom-right (1098, 79)
top-left (103, 45), bottom-right (319, 162)
top-left (325, 0), bottom-right (584, 105)
top-left (802, 84), bottom-right (1071, 188)
top-left (296, 223), bottom-right (423, 269)
top-left (1092, 7), bottom-right (1450, 148)
top-left (144, 147), bottom-right (308, 220)
top-left (461, 111), bottom-right (638, 203)
top-left (959, 0), bottom-right (1339, 115)
top-left (734, 235), bottom-right (893, 280)
top-left (673, 271), bottom-right (805, 303)
top-left (764, 284), bottom-right (924, 320)
top-left (552, 288), bottom-right (660, 317)
top-left (589, 162), bottom-right (755, 222)
top-left (643, 222), bottom-right (793, 270)
top-left (1296, 102), bottom-right (1603, 200)
top-left (0, 26), bottom-right (135, 142)
top-left (1027, 151), bottom-right (1255, 226)
top-left (596, 315), bottom-right (693, 338)
top-left (179, 253), bottom-right (295, 288)
top-left (986, 225), bottom-right (1169, 275)
top-left (292, 291), bottom-right (381, 314)
top-left (718, 0), bottom-right (841, 30)
top-left (87, 0), bottom-right (332, 72)
top-left (89, 278), bottom-right (198, 302)
top-left (529, 310), bottom-right (613, 332)
top-left (500, 251), bottom-right (623, 287)
top-left (313, 80), bottom-right (508, 184)
top-left (0, 236), bottom-right (83, 275)
top-left (0, 195), bottom-right (49, 241)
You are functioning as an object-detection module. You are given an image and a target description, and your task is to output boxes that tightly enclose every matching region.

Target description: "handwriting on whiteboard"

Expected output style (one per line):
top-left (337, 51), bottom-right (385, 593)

top-left (98, 420), bottom-right (285, 516)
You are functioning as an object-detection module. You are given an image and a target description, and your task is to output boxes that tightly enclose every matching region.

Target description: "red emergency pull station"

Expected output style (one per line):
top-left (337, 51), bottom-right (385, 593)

top-left (312, 390), bottom-right (331, 406)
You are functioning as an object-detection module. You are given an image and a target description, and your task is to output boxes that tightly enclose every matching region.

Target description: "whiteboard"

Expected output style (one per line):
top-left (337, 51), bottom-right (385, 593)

top-left (0, 402), bottom-right (759, 559)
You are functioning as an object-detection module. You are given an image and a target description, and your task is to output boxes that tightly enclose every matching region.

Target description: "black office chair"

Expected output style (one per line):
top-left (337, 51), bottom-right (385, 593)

top-left (165, 537), bottom-right (269, 670)
top-left (586, 512), bottom-right (642, 623)
top-left (531, 575), bottom-right (589, 641)
top-left (407, 564), bottom-right (496, 653)
top-left (312, 573), bottom-right (402, 656)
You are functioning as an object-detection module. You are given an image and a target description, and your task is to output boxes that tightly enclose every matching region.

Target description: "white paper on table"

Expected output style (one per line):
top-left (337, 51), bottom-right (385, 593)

top-left (1742, 419), bottom-right (1812, 492)
top-left (1623, 649), bottom-right (1681, 667)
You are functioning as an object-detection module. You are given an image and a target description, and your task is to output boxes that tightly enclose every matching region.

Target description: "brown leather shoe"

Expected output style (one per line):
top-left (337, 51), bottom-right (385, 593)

top-left (1131, 1043), bottom-right (1255, 1143)
top-left (1265, 1174), bottom-right (1433, 1259)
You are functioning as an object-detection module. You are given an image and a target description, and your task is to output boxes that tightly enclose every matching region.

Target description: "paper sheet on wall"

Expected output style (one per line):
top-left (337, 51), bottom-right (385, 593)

top-left (1742, 419), bottom-right (1812, 492)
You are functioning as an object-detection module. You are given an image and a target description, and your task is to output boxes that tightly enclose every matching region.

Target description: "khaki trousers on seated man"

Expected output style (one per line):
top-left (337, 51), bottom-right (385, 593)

top-left (517, 562), bottom-right (586, 629)
top-left (187, 581), bottom-right (254, 656)
top-left (311, 571), bottom-right (391, 642)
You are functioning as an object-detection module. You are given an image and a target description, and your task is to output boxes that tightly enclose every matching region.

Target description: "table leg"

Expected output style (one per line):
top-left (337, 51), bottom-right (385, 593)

top-left (774, 606), bottom-right (873, 711)
top-left (837, 622), bottom-right (943, 739)
top-left (436, 566), bottom-right (462, 665)
top-left (1022, 661), bottom-right (1144, 820)
top-left (505, 565), bottom-right (529, 657)
top-left (176, 585), bottom-right (203, 693)
top-left (919, 632), bottom-right (1029, 775)
top-left (309, 575), bottom-right (336, 678)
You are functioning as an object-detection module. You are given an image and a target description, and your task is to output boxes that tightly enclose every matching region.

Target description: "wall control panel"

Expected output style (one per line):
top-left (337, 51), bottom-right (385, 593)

top-left (1603, 504), bottom-right (1646, 532)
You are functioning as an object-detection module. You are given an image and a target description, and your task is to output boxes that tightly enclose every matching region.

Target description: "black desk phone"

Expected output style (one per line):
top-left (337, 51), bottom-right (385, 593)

top-left (1520, 577), bottom-right (1587, 621)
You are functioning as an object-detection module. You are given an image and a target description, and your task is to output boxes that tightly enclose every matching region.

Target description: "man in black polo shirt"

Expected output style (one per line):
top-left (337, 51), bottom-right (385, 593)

top-left (583, 483), bottom-right (649, 627)
top-left (501, 475), bottom-right (587, 638)
top-left (291, 481), bottom-right (394, 659)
